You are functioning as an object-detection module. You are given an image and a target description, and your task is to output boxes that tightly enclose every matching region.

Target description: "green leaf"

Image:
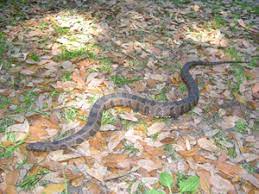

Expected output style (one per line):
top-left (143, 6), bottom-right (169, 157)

top-left (179, 176), bottom-right (200, 193)
top-left (159, 172), bottom-right (173, 188)
top-left (144, 189), bottom-right (165, 194)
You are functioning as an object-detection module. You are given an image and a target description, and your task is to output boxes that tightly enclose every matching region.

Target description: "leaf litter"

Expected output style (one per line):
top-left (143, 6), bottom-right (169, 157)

top-left (0, 0), bottom-right (258, 193)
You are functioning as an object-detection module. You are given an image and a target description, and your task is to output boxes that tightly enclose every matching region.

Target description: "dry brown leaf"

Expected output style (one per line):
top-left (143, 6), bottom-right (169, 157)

top-left (42, 183), bottom-right (65, 194)
top-left (103, 154), bottom-right (130, 170)
top-left (119, 112), bottom-right (138, 122)
top-left (141, 142), bottom-right (164, 157)
top-left (137, 159), bottom-right (162, 172)
top-left (197, 138), bottom-right (219, 152)
top-left (197, 169), bottom-right (211, 193)
top-left (210, 174), bottom-right (235, 193)
top-left (89, 132), bottom-right (107, 151)
top-left (252, 83), bottom-right (259, 99)
top-left (72, 69), bottom-right (85, 88)
top-left (178, 147), bottom-right (199, 158)
top-left (27, 116), bottom-right (58, 142)
top-left (215, 161), bottom-right (244, 178)
top-left (147, 122), bottom-right (167, 136)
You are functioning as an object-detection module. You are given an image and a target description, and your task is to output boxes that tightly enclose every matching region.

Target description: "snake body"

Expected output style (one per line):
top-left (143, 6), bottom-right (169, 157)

top-left (27, 61), bottom-right (243, 151)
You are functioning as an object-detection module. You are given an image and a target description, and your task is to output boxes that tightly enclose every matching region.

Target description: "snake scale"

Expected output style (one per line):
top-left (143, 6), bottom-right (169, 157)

top-left (27, 60), bottom-right (244, 151)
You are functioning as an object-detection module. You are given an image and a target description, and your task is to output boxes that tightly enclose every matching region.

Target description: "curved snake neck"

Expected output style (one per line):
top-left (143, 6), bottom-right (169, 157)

top-left (27, 60), bottom-right (244, 151)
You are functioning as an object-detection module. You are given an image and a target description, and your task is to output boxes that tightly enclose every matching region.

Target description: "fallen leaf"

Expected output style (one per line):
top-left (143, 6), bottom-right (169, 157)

top-left (42, 183), bottom-right (65, 194)
top-left (215, 161), bottom-right (244, 178)
top-left (103, 154), bottom-right (130, 170)
top-left (252, 83), bottom-right (259, 99)
top-left (197, 169), bottom-right (211, 193)
top-left (210, 174), bottom-right (235, 193)
top-left (137, 159), bottom-right (162, 172)
top-left (197, 138), bottom-right (219, 152)
top-left (5, 119), bottom-right (29, 141)
top-left (147, 122), bottom-right (167, 136)
top-left (27, 116), bottom-right (58, 142)
top-left (119, 112), bottom-right (138, 122)
top-left (178, 147), bottom-right (199, 158)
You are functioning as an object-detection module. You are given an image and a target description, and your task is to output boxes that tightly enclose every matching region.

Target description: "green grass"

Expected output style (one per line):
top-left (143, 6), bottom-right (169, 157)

top-left (224, 47), bottom-right (248, 94)
top-left (225, 47), bottom-right (241, 61)
top-left (15, 90), bottom-right (38, 113)
top-left (0, 32), bottom-right (6, 57)
top-left (18, 168), bottom-right (49, 191)
top-left (248, 57), bottom-right (258, 68)
top-left (111, 75), bottom-right (141, 87)
top-left (64, 107), bottom-right (78, 121)
top-left (0, 118), bottom-right (15, 133)
top-left (178, 83), bottom-right (187, 94)
top-left (55, 47), bottom-right (96, 61)
top-left (61, 71), bottom-right (72, 81)
top-left (163, 144), bottom-right (177, 160)
top-left (38, 21), bottom-right (49, 30)
top-left (241, 163), bottom-right (256, 174)
top-left (29, 53), bottom-right (40, 62)
top-left (227, 147), bottom-right (237, 158)
top-left (235, 119), bottom-right (248, 134)
top-left (101, 111), bottom-right (116, 125)
top-left (98, 57), bottom-right (113, 73)
top-left (213, 131), bottom-right (237, 158)
top-left (154, 87), bottom-right (168, 101)
top-left (123, 142), bottom-right (139, 155)
top-left (0, 140), bottom-right (24, 159)
top-left (53, 24), bottom-right (70, 35)
top-left (0, 95), bottom-right (11, 109)
top-left (211, 15), bottom-right (226, 28)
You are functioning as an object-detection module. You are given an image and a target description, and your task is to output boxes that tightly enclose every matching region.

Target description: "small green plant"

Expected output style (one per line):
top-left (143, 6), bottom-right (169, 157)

top-left (227, 147), bottom-right (237, 158)
top-left (178, 83), bottom-right (187, 94)
top-left (164, 144), bottom-right (177, 160)
top-left (160, 172), bottom-right (173, 194)
top-left (53, 24), bottom-right (70, 35)
top-left (123, 142), bottom-right (139, 155)
top-left (225, 47), bottom-right (241, 61)
top-left (98, 57), bottom-right (113, 73)
top-left (16, 157), bottom-right (28, 169)
top-left (18, 168), bottom-right (49, 190)
top-left (111, 75), bottom-right (141, 87)
top-left (64, 107), bottom-right (78, 121)
top-left (15, 90), bottom-right (38, 113)
top-left (213, 131), bottom-right (237, 158)
top-left (241, 163), bottom-right (256, 174)
top-left (61, 71), bottom-right (72, 81)
top-left (0, 118), bottom-right (15, 133)
top-left (178, 175), bottom-right (200, 193)
top-left (29, 53), bottom-right (40, 62)
top-left (145, 189), bottom-right (165, 194)
top-left (0, 32), bottom-right (7, 57)
top-left (211, 15), bottom-right (226, 28)
top-left (151, 132), bottom-right (160, 141)
top-left (155, 87), bottom-right (168, 101)
top-left (0, 140), bottom-right (24, 159)
top-left (235, 119), bottom-right (248, 134)
top-left (38, 21), bottom-right (49, 30)
top-left (248, 57), bottom-right (258, 68)
top-left (101, 111), bottom-right (116, 125)
top-left (56, 48), bottom-right (96, 61)
top-left (0, 95), bottom-right (11, 109)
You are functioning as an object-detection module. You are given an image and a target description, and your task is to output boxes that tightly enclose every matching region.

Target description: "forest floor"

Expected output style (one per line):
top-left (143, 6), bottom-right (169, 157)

top-left (0, 0), bottom-right (258, 193)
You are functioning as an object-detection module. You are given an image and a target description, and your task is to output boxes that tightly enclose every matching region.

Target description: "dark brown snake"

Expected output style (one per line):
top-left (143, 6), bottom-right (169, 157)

top-left (27, 60), bottom-right (245, 151)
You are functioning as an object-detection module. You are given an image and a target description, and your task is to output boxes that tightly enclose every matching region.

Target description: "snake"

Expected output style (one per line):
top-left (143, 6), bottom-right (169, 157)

top-left (26, 60), bottom-right (244, 151)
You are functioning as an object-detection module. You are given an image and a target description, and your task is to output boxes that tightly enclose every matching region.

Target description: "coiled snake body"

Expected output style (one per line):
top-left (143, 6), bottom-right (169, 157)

top-left (27, 61), bottom-right (243, 151)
